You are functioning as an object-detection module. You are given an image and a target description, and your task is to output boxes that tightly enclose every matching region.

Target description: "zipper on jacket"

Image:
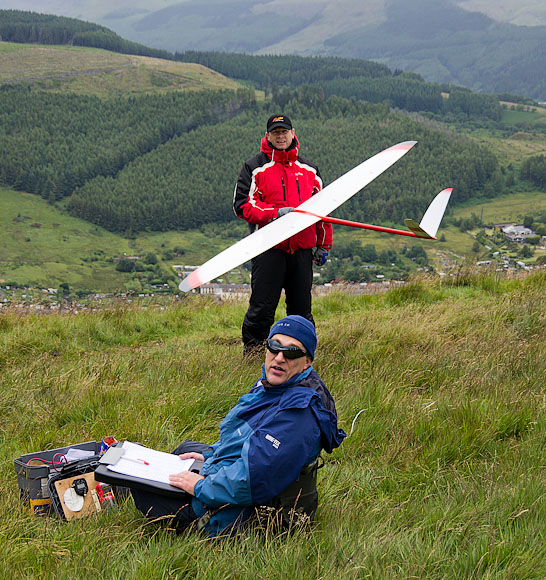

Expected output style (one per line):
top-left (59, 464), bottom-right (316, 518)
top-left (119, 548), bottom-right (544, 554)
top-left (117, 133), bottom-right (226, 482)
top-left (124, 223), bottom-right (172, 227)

top-left (296, 178), bottom-right (301, 202)
top-left (281, 176), bottom-right (286, 201)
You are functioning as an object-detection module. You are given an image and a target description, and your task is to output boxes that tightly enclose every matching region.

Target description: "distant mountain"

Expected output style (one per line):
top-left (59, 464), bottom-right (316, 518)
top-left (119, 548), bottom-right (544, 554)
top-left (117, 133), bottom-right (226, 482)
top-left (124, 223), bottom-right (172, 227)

top-left (322, 0), bottom-right (546, 100)
top-left (1, 0), bottom-right (546, 99)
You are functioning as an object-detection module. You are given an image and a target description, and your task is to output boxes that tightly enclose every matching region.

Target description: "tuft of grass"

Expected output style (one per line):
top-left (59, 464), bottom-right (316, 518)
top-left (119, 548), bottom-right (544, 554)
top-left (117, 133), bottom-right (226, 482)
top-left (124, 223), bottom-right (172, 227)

top-left (437, 262), bottom-right (534, 297)
top-left (384, 276), bottom-right (447, 306)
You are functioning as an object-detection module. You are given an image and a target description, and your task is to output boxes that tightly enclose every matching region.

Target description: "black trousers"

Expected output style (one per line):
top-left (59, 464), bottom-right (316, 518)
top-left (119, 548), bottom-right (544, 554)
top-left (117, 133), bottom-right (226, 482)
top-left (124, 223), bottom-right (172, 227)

top-left (131, 441), bottom-right (212, 531)
top-left (242, 248), bottom-right (314, 348)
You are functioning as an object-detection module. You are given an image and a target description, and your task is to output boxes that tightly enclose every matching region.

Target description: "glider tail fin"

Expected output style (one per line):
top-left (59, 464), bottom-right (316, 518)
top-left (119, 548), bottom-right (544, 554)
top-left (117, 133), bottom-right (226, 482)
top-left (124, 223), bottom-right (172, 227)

top-left (405, 188), bottom-right (452, 239)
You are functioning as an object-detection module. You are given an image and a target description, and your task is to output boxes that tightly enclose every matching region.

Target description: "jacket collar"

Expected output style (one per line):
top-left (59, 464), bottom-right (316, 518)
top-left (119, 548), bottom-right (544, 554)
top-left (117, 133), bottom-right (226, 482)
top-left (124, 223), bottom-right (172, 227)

top-left (261, 135), bottom-right (299, 164)
top-left (260, 364), bottom-right (313, 389)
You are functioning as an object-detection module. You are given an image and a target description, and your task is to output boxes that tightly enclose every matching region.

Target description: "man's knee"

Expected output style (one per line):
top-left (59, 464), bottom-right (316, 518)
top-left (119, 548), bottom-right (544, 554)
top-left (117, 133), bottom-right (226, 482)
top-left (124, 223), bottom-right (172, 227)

top-left (172, 441), bottom-right (212, 456)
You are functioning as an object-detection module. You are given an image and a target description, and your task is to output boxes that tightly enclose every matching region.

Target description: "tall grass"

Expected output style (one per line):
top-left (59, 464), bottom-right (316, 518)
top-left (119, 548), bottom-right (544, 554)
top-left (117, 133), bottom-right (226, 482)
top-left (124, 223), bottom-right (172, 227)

top-left (1, 272), bottom-right (545, 579)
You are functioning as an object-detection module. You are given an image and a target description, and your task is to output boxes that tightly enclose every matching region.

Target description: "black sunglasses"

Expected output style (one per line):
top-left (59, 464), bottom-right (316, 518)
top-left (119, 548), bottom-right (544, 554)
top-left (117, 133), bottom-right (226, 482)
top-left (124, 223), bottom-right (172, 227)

top-left (266, 338), bottom-right (308, 359)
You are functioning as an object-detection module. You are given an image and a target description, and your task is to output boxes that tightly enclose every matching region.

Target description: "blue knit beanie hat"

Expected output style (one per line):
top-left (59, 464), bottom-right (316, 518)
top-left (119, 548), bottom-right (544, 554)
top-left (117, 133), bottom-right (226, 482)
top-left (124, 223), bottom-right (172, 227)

top-left (268, 315), bottom-right (317, 360)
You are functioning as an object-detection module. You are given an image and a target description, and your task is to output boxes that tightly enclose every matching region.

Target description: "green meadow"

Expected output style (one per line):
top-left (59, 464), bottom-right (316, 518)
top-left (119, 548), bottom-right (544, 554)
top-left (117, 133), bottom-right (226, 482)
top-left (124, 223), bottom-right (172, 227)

top-left (500, 103), bottom-right (546, 128)
top-left (0, 187), bottom-right (244, 291)
top-left (2, 270), bottom-right (545, 579)
top-left (0, 42), bottom-right (243, 97)
top-left (454, 190), bottom-right (546, 224)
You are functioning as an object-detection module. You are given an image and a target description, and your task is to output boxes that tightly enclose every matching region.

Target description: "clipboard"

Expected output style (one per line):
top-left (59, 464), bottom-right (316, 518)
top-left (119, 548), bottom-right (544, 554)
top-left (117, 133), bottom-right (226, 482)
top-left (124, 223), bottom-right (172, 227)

top-left (94, 442), bottom-right (204, 498)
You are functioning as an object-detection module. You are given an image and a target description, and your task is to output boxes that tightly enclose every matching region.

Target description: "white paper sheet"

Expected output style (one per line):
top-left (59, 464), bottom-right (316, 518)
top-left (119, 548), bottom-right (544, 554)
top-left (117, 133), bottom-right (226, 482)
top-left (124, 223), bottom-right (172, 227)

top-left (106, 441), bottom-right (195, 485)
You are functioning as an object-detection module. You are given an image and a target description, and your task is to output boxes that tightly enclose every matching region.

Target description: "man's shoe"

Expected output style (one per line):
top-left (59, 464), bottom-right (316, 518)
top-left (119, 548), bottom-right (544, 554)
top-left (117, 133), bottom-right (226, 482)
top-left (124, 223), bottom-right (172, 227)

top-left (243, 344), bottom-right (264, 361)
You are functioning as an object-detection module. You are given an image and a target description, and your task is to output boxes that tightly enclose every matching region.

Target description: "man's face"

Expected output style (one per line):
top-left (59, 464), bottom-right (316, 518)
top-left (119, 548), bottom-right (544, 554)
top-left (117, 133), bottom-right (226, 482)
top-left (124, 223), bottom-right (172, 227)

top-left (266, 127), bottom-right (295, 150)
top-left (264, 333), bottom-right (311, 386)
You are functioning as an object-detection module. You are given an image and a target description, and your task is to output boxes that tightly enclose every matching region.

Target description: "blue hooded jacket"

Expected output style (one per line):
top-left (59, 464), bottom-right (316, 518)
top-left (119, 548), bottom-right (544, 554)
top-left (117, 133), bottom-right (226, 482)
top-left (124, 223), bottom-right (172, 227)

top-left (191, 367), bottom-right (346, 536)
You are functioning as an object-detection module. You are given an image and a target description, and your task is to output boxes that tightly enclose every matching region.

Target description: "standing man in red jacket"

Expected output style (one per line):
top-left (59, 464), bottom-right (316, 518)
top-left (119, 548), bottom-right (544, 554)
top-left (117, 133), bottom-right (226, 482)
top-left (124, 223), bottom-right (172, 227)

top-left (233, 115), bottom-right (332, 356)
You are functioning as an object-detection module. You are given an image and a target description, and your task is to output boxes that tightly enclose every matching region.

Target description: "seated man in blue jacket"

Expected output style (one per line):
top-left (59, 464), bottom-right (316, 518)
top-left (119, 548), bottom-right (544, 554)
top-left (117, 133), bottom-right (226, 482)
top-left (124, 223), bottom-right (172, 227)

top-left (131, 315), bottom-right (346, 536)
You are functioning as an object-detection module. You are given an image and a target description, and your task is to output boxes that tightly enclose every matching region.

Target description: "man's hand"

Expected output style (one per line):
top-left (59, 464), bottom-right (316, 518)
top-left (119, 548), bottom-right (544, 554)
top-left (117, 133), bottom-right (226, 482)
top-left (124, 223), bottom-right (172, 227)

top-left (276, 207), bottom-right (294, 218)
top-left (169, 471), bottom-right (205, 495)
top-left (313, 247), bottom-right (329, 266)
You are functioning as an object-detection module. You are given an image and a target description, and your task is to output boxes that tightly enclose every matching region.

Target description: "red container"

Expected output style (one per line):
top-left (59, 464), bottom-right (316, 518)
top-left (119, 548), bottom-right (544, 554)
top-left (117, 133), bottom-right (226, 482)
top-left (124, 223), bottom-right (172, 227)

top-left (96, 482), bottom-right (116, 509)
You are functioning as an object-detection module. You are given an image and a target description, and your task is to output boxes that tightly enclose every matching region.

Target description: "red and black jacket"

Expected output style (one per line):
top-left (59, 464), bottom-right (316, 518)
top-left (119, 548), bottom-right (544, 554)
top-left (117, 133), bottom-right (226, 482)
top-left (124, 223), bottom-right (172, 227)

top-left (233, 135), bottom-right (333, 254)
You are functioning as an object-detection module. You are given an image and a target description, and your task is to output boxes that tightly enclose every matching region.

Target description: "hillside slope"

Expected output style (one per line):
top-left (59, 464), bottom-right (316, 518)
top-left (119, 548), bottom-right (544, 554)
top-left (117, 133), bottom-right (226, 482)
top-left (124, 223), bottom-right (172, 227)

top-left (4, 0), bottom-right (546, 38)
top-left (320, 0), bottom-right (546, 100)
top-left (0, 42), bottom-right (243, 96)
top-left (457, 0), bottom-right (546, 25)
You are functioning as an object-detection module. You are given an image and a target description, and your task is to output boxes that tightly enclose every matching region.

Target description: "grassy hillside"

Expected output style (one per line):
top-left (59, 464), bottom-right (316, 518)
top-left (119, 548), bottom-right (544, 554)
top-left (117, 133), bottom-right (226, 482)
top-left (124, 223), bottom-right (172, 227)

top-left (0, 41), bottom-right (243, 96)
top-left (462, 106), bottom-right (546, 166)
top-left (322, 0), bottom-right (546, 99)
top-left (455, 190), bottom-right (546, 224)
top-left (456, 0), bottom-right (546, 26)
top-left (2, 271), bottom-right (545, 578)
top-left (0, 186), bottom-right (246, 292)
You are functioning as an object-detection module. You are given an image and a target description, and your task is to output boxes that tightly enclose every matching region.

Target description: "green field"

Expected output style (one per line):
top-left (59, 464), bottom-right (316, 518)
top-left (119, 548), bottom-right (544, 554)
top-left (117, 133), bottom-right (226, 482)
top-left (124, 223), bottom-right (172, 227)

top-left (0, 187), bottom-right (244, 291)
top-left (0, 42), bottom-right (244, 97)
top-left (500, 102), bottom-right (546, 128)
top-left (2, 272), bottom-right (545, 578)
top-left (454, 190), bottom-right (546, 224)
top-left (467, 128), bottom-right (546, 167)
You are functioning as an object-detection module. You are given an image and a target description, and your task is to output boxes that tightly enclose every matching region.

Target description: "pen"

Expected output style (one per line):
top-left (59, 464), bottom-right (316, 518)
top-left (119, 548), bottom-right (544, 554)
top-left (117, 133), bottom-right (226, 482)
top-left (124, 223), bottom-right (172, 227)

top-left (123, 457), bottom-right (150, 466)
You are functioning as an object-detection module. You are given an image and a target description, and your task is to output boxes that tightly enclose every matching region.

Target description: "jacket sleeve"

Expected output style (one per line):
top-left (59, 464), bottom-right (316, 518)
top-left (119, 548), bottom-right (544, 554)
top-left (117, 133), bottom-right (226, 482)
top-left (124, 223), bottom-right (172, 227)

top-left (316, 220), bottom-right (333, 248)
top-left (194, 404), bottom-right (322, 508)
top-left (194, 452), bottom-right (253, 508)
top-left (233, 161), bottom-right (277, 227)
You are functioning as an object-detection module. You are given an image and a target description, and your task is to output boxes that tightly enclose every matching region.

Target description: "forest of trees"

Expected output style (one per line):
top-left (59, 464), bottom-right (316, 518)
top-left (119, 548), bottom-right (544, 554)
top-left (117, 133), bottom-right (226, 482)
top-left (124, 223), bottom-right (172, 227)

top-left (175, 51), bottom-right (392, 88)
top-left (176, 51), bottom-right (502, 121)
top-left (0, 82), bottom-right (503, 234)
top-left (0, 86), bottom-right (254, 204)
top-left (520, 154), bottom-right (546, 190)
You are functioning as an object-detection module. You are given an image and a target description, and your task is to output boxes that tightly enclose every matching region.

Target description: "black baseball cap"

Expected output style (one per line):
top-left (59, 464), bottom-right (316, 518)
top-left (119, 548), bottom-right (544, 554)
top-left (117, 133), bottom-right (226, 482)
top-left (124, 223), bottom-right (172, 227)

top-left (266, 115), bottom-right (292, 132)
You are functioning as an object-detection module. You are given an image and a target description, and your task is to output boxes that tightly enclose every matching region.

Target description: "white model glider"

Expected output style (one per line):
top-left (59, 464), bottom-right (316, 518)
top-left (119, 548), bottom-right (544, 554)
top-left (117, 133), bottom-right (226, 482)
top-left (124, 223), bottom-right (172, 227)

top-left (178, 141), bottom-right (449, 292)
